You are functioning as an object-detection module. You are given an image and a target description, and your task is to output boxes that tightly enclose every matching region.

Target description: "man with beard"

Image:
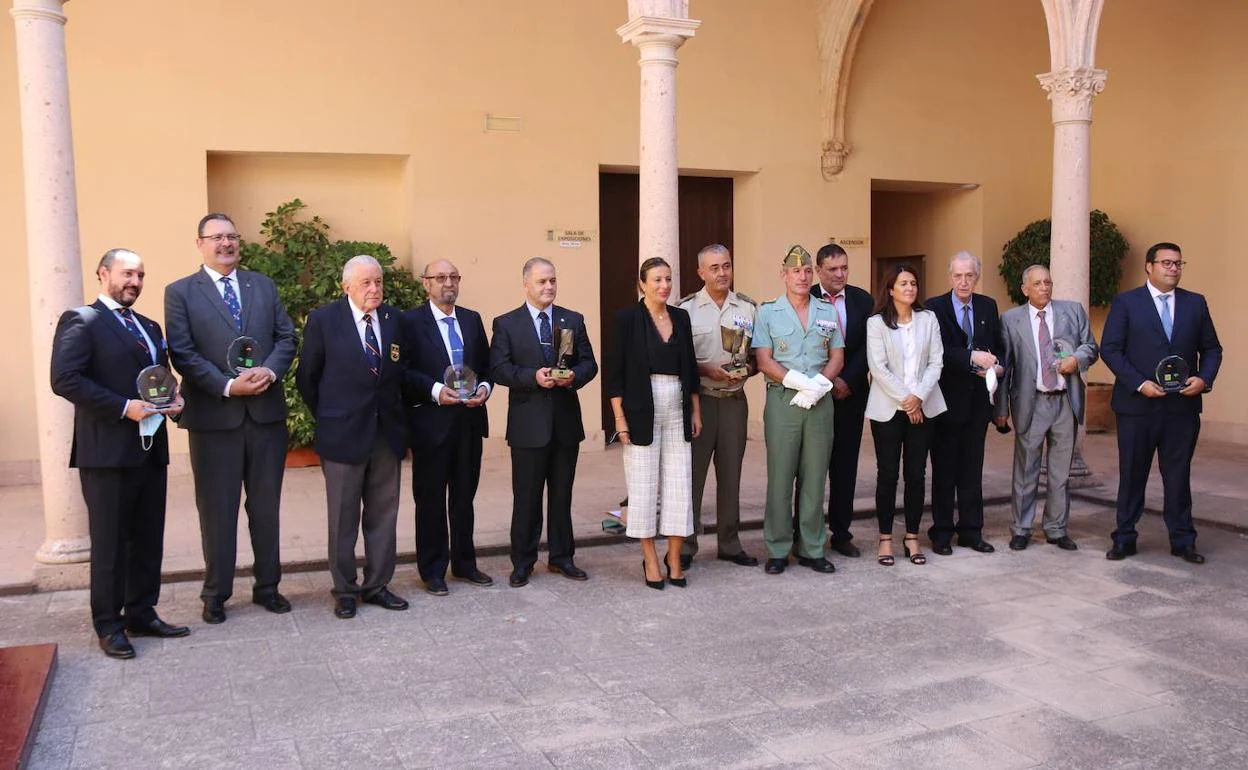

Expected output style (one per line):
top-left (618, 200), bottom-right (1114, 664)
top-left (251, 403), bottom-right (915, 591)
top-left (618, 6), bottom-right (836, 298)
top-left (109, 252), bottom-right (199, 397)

top-left (52, 249), bottom-right (190, 658)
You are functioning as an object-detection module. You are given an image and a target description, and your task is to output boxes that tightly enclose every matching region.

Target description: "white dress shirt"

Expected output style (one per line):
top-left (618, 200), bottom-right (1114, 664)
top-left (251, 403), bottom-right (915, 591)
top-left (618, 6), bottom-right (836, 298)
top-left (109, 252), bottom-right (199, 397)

top-left (202, 264), bottom-right (243, 312)
top-left (894, 320), bottom-right (921, 392)
top-left (429, 303), bottom-right (490, 402)
top-left (1146, 280), bottom-right (1176, 328)
top-left (1028, 301), bottom-right (1065, 392)
top-left (347, 297), bottom-right (382, 351)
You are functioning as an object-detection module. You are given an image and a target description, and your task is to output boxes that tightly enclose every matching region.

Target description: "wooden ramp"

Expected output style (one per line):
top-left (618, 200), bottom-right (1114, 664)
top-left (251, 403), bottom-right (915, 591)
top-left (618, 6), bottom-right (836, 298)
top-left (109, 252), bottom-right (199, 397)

top-left (0, 644), bottom-right (57, 770)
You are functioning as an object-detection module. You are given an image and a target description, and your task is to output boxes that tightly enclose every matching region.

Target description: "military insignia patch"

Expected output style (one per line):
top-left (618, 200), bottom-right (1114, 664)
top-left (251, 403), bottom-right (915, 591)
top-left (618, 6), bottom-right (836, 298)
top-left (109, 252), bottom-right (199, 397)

top-left (390, 343), bottom-right (400, 362)
top-left (777, 340), bottom-right (788, 353)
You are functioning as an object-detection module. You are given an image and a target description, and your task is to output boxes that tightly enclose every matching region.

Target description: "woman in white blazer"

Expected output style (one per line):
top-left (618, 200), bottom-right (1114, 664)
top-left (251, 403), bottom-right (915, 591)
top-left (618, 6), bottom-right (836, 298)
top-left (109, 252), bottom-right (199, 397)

top-left (865, 264), bottom-right (946, 566)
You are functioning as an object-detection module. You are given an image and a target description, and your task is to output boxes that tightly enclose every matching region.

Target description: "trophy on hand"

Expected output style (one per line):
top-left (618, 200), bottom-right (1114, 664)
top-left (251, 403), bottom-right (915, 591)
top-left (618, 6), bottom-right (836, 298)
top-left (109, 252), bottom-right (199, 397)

top-left (719, 324), bottom-right (751, 379)
top-left (551, 327), bottom-right (575, 380)
top-left (1155, 355), bottom-right (1190, 394)
top-left (1049, 338), bottom-right (1074, 372)
top-left (443, 364), bottom-right (478, 403)
top-left (135, 365), bottom-right (178, 409)
top-left (226, 336), bottom-right (260, 376)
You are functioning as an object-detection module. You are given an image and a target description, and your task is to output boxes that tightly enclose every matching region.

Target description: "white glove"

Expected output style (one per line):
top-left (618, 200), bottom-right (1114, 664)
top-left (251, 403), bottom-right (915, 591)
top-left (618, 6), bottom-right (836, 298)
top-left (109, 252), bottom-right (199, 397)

top-left (789, 390), bottom-right (815, 409)
top-left (807, 374), bottom-right (834, 402)
top-left (782, 370), bottom-right (812, 392)
top-left (984, 366), bottom-right (998, 406)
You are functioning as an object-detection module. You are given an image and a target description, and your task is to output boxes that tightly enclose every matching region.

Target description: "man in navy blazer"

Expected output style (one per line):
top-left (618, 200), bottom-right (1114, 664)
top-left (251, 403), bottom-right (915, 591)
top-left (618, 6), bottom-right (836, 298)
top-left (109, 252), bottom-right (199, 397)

top-left (490, 257), bottom-right (598, 587)
top-left (51, 249), bottom-right (190, 659)
top-left (403, 259), bottom-right (494, 596)
top-left (926, 252), bottom-right (1004, 555)
top-left (1102, 242), bottom-right (1222, 563)
top-left (296, 255), bottom-right (409, 618)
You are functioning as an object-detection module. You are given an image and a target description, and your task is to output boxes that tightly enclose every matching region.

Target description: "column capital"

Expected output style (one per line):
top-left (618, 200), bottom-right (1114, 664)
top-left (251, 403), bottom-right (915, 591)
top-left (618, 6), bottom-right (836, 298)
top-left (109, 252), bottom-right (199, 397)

top-left (10, 0), bottom-right (68, 25)
top-left (616, 15), bottom-right (700, 49)
top-left (1037, 67), bottom-right (1107, 124)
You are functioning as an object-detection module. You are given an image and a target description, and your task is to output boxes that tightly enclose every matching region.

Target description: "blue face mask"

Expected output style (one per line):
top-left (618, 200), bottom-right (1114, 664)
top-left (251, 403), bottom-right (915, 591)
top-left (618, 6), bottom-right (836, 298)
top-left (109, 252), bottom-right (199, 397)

top-left (139, 412), bottom-right (164, 452)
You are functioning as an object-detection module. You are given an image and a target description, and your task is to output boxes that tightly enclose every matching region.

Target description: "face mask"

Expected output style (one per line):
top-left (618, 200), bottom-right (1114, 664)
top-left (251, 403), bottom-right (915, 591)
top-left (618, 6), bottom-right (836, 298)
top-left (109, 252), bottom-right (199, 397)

top-left (139, 412), bottom-right (164, 452)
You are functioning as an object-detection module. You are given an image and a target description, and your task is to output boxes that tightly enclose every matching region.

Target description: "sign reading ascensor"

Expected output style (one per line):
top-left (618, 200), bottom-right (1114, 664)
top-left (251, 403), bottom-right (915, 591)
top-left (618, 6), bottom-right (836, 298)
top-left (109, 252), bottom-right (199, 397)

top-left (829, 236), bottom-right (869, 248)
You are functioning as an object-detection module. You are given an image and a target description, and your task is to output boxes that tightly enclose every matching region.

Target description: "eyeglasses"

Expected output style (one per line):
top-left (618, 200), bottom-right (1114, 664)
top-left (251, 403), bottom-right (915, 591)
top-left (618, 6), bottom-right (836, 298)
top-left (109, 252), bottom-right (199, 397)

top-left (1155, 259), bottom-right (1185, 270)
top-left (200, 233), bottom-right (242, 244)
top-left (422, 274), bottom-right (462, 284)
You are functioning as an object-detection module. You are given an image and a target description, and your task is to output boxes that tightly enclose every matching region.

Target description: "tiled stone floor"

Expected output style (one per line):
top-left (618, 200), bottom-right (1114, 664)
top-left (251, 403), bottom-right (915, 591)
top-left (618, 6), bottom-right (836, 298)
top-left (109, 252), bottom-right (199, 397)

top-left (5, 500), bottom-right (1248, 769)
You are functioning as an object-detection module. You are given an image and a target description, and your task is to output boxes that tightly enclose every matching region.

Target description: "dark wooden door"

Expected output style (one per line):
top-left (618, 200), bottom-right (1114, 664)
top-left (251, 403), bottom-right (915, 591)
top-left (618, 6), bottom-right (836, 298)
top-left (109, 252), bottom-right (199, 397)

top-left (597, 172), bottom-right (733, 438)
top-left (872, 254), bottom-right (926, 297)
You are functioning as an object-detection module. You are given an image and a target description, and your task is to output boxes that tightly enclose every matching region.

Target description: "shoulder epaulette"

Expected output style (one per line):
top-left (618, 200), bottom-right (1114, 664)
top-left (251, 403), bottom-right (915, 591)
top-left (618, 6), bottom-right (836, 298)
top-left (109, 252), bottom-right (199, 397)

top-left (760, 298), bottom-right (778, 306)
top-left (734, 292), bottom-right (757, 306)
top-left (678, 292), bottom-right (698, 305)
top-left (813, 295), bottom-right (833, 304)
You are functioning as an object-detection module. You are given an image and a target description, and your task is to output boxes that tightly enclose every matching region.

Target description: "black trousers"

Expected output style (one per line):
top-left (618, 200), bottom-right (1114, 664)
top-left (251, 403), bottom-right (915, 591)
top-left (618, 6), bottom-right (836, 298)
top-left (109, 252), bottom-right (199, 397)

top-left (871, 410), bottom-right (933, 535)
top-left (927, 403), bottom-right (991, 545)
top-left (826, 395), bottom-right (867, 544)
top-left (188, 416), bottom-right (286, 603)
top-left (1112, 411), bottom-right (1200, 548)
top-left (411, 417), bottom-right (482, 581)
top-left (510, 441), bottom-right (579, 569)
top-left (79, 453), bottom-right (167, 637)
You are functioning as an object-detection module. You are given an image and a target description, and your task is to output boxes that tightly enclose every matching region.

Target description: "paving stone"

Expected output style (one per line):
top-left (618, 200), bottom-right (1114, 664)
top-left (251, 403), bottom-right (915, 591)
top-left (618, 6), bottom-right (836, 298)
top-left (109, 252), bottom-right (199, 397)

top-left (727, 692), bottom-right (924, 759)
top-left (171, 739), bottom-right (302, 770)
top-left (496, 693), bottom-right (672, 752)
top-left (970, 706), bottom-right (1158, 769)
top-left (884, 674), bottom-right (1038, 730)
top-left (545, 737), bottom-right (654, 769)
top-left (1096, 703), bottom-right (1248, 767)
top-left (295, 728), bottom-right (406, 770)
top-left (69, 710), bottom-right (256, 768)
top-left (628, 721), bottom-right (780, 768)
top-left (992, 622), bottom-right (1152, 673)
top-left (229, 662), bottom-right (340, 705)
top-left (26, 725), bottom-right (74, 770)
top-left (385, 713), bottom-right (521, 768)
top-left (414, 674), bottom-right (529, 719)
top-left (251, 691), bottom-right (425, 739)
top-left (641, 679), bottom-right (777, 725)
top-left (983, 665), bottom-right (1161, 722)
top-left (827, 724), bottom-right (1036, 769)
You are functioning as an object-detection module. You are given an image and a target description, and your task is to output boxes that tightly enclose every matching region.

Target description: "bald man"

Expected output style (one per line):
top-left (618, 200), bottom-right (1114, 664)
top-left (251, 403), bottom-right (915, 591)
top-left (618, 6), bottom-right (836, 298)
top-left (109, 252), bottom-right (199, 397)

top-left (402, 260), bottom-right (494, 596)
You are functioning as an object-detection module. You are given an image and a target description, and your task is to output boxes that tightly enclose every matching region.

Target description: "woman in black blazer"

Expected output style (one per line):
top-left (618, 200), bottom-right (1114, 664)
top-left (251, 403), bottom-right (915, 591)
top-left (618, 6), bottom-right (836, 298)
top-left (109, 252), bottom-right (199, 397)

top-left (605, 258), bottom-right (702, 589)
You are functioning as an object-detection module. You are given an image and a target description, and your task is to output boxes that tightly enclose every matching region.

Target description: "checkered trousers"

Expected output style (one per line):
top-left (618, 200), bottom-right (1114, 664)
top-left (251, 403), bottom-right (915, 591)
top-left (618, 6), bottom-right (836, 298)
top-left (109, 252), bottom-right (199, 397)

top-left (624, 375), bottom-right (694, 538)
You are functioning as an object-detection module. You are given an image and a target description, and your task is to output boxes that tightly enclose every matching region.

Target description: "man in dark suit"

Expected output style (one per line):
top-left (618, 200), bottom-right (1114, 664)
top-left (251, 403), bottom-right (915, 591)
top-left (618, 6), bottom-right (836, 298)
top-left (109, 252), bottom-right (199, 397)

top-left (165, 213), bottom-right (298, 624)
top-left (809, 243), bottom-right (873, 558)
top-left (926, 251), bottom-right (1004, 554)
top-left (296, 255), bottom-right (409, 618)
top-left (1101, 242), bottom-right (1222, 564)
top-left (489, 257), bottom-right (598, 587)
top-left (51, 249), bottom-right (190, 659)
top-left (403, 259), bottom-right (494, 596)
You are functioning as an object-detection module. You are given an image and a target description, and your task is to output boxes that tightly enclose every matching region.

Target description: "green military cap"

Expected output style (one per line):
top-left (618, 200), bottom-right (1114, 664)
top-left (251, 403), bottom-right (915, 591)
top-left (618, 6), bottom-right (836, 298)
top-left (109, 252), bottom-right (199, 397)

top-left (782, 244), bottom-right (812, 268)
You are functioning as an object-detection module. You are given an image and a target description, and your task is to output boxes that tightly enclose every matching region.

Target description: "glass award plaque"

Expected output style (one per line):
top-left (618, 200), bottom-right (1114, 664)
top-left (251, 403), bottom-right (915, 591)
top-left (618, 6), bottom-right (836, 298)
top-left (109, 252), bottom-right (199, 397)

top-left (1155, 355), bottom-right (1190, 393)
top-left (1050, 337), bottom-right (1074, 371)
top-left (551, 327), bottom-right (575, 380)
top-left (226, 336), bottom-right (260, 376)
top-left (443, 364), bottom-right (478, 402)
top-left (135, 365), bottom-right (177, 408)
top-left (719, 325), bottom-right (751, 379)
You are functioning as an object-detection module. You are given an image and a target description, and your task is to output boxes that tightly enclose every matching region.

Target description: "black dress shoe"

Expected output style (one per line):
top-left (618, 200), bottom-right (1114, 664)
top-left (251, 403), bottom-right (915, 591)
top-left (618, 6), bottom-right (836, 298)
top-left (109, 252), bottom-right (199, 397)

top-left (679, 554), bottom-right (693, 570)
top-left (958, 539), bottom-right (996, 553)
top-left (1106, 543), bottom-right (1137, 561)
top-left (509, 566), bottom-right (532, 588)
top-left (452, 570), bottom-right (495, 586)
top-left (253, 593), bottom-right (292, 614)
top-left (548, 561), bottom-right (589, 581)
top-left (363, 587), bottom-right (410, 610)
top-left (717, 551), bottom-right (759, 566)
top-left (125, 616), bottom-right (191, 638)
top-left (1008, 535), bottom-right (1029, 551)
top-left (202, 599), bottom-right (226, 625)
top-left (931, 541), bottom-right (953, 556)
top-left (829, 540), bottom-right (861, 558)
top-left (797, 557), bottom-right (837, 573)
top-left (425, 578), bottom-right (450, 596)
top-left (333, 597), bottom-right (357, 619)
top-left (1046, 536), bottom-right (1078, 551)
top-left (1170, 545), bottom-right (1206, 564)
top-left (764, 558), bottom-right (787, 574)
top-left (98, 631), bottom-right (135, 660)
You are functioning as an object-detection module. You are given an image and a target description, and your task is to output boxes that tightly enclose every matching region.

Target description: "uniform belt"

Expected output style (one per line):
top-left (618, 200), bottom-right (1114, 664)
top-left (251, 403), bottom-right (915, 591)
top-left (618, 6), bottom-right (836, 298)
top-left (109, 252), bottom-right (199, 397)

top-left (700, 388), bottom-right (745, 399)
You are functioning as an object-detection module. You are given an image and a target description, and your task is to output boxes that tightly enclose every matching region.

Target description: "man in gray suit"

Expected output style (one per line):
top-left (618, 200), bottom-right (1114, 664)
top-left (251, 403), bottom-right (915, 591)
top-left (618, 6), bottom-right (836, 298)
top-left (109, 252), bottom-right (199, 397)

top-left (994, 265), bottom-right (1098, 551)
top-left (166, 213), bottom-right (298, 624)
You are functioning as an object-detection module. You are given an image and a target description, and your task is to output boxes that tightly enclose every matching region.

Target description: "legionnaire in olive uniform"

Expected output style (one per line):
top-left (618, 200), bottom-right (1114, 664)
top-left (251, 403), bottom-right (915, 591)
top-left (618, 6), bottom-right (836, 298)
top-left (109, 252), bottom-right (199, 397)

top-left (677, 244), bottom-right (760, 570)
top-left (752, 245), bottom-right (845, 574)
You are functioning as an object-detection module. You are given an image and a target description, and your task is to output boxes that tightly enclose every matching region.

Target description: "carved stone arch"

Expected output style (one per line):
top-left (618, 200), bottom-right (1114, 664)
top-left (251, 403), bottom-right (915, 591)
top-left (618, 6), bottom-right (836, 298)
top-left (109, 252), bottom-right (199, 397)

top-left (817, 0), bottom-right (874, 179)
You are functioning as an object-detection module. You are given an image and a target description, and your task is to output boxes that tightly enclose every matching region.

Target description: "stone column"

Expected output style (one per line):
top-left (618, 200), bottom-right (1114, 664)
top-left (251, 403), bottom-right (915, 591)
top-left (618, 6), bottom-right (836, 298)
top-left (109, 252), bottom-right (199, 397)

top-left (617, 0), bottom-right (699, 293)
top-left (11, 0), bottom-right (90, 563)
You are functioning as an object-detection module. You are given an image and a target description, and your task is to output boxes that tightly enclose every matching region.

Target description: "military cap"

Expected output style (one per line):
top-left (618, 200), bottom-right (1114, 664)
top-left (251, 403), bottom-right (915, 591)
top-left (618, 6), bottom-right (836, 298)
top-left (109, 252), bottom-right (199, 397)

top-left (782, 244), bottom-right (812, 268)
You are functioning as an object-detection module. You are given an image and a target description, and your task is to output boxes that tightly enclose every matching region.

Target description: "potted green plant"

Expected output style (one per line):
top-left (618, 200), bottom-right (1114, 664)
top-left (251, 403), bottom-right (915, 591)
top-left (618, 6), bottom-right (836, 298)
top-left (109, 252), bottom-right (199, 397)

top-left (239, 199), bottom-right (426, 460)
top-left (998, 209), bottom-right (1128, 432)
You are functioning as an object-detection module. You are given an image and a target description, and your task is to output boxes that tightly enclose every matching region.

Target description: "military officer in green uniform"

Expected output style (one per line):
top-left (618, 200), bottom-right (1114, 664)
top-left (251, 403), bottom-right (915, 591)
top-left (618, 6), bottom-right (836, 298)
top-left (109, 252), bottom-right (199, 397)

top-left (752, 244), bottom-right (845, 574)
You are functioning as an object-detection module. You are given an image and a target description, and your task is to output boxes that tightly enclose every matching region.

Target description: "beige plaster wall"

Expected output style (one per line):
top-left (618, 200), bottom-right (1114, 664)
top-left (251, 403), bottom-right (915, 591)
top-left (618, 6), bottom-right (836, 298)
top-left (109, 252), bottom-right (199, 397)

top-left (1, 0), bottom-right (1244, 477)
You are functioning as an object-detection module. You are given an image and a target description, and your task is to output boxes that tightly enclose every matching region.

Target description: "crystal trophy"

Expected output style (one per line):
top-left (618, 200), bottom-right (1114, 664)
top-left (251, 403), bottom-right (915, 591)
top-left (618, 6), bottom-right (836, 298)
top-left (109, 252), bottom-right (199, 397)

top-left (1155, 355), bottom-right (1190, 394)
top-left (226, 336), bottom-right (260, 376)
top-left (135, 365), bottom-right (177, 408)
top-left (443, 364), bottom-right (478, 402)
top-left (1049, 337), bottom-right (1074, 371)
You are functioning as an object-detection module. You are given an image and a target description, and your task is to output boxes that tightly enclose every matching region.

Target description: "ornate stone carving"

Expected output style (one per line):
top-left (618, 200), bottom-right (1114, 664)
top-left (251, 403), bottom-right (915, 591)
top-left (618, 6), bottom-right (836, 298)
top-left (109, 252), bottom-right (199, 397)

top-left (817, 0), bottom-right (874, 179)
top-left (1037, 67), bottom-right (1107, 123)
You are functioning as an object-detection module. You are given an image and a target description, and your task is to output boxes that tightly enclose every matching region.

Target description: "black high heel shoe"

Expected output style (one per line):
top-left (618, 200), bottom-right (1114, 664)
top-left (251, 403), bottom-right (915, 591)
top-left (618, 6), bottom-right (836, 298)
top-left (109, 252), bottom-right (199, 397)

top-left (903, 535), bottom-right (927, 565)
top-left (665, 563), bottom-right (687, 588)
top-left (642, 561), bottom-right (664, 590)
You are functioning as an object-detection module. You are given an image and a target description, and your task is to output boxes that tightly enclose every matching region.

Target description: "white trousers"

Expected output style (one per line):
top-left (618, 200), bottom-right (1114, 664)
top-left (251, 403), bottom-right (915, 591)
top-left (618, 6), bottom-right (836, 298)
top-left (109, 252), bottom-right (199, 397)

top-left (624, 375), bottom-right (694, 538)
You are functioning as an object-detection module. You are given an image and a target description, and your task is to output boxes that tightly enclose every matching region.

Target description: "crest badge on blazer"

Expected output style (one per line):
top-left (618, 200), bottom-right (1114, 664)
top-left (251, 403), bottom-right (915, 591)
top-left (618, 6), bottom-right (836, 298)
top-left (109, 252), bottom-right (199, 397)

top-left (390, 343), bottom-right (400, 362)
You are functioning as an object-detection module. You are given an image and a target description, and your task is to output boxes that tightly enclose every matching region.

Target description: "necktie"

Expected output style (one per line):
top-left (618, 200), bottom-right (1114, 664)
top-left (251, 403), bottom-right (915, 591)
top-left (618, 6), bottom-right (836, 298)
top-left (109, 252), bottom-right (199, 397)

top-left (961, 304), bottom-right (973, 349)
top-left (832, 294), bottom-right (846, 337)
top-left (220, 276), bottom-right (242, 332)
top-left (1037, 309), bottom-right (1059, 390)
top-left (117, 308), bottom-right (153, 362)
top-left (442, 317), bottom-right (464, 367)
top-left (1159, 294), bottom-right (1173, 341)
top-left (538, 311), bottom-right (553, 364)
top-left (362, 313), bottom-right (381, 376)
